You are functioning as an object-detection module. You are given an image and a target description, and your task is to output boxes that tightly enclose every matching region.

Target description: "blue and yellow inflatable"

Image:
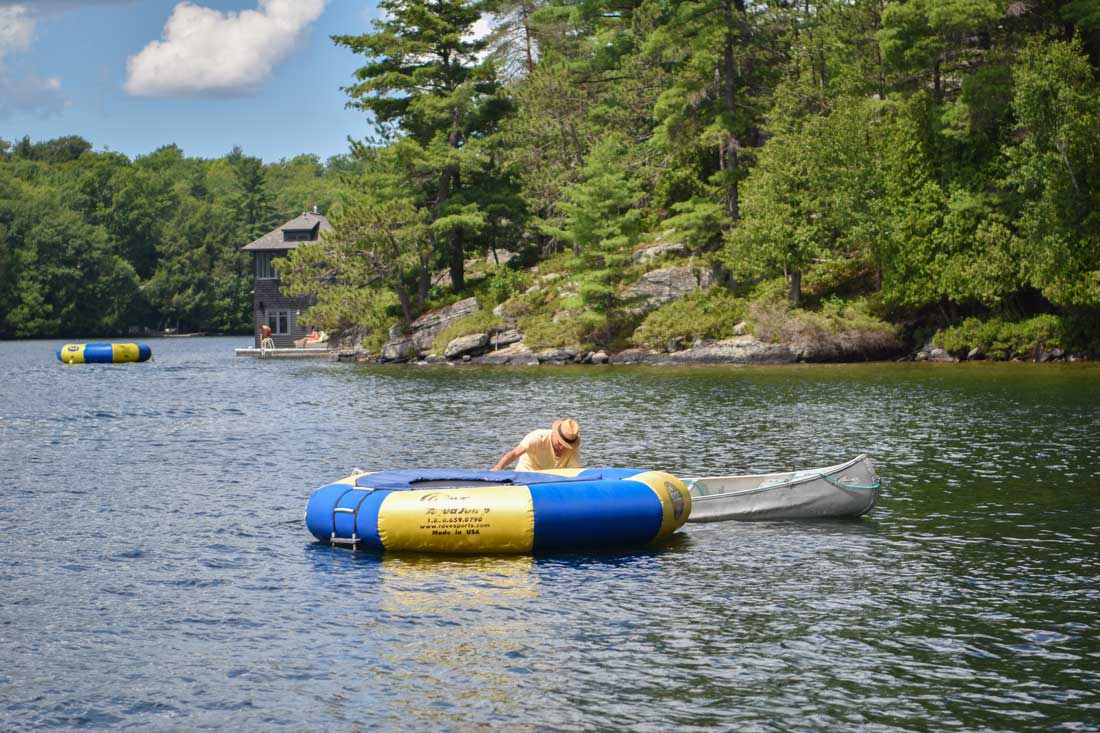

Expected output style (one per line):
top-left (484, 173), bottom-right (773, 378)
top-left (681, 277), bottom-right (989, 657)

top-left (57, 343), bottom-right (152, 364)
top-left (305, 468), bottom-right (691, 554)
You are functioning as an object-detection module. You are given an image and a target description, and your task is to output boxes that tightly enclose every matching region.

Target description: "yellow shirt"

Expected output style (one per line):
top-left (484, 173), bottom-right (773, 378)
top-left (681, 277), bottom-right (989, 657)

top-left (515, 429), bottom-right (580, 472)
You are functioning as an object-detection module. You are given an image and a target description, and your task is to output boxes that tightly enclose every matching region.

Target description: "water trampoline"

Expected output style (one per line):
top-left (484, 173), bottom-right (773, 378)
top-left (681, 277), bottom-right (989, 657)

top-left (305, 468), bottom-right (691, 554)
top-left (57, 343), bottom-right (152, 364)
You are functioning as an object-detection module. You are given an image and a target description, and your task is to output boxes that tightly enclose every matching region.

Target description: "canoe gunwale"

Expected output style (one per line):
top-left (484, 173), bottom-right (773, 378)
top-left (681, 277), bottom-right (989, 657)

top-left (681, 455), bottom-right (880, 522)
top-left (684, 454), bottom-right (875, 499)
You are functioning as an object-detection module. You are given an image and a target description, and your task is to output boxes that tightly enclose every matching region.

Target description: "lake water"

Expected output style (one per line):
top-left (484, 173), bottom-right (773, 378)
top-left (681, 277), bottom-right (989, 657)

top-left (2, 336), bottom-right (1098, 731)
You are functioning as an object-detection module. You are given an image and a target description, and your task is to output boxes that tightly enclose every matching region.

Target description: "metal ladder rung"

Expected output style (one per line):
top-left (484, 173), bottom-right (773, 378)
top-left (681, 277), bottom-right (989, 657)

top-left (329, 487), bottom-right (373, 548)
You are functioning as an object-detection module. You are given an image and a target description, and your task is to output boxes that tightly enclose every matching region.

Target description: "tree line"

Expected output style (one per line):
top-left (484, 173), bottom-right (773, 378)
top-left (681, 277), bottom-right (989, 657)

top-left (0, 136), bottom-right (360, 338)
top-left (4, 0), bottom-right (1100, 350)
top-left (278, 0), bottom-right (1100, 352)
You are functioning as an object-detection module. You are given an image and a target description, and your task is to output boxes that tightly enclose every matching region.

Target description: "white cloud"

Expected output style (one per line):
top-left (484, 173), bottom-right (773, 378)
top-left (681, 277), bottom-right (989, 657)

top-left (124, 0), bottom-right (329, 98)
top-left (0, 6), bottom-right (35, 58)
top-left (0, 70), bottom-right (67, 120)
top-left (0, 4), bottom-right (65, 119)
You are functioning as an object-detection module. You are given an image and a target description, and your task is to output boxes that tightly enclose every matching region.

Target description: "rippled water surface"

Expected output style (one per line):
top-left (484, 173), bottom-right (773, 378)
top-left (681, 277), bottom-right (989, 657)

top-left (2, 337), bottom-right (1099, 731)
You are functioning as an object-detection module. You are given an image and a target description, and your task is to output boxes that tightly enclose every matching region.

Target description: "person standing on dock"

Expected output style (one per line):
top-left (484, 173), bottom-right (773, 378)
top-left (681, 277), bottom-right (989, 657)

top-left (492, 418), bottom-right (581, 472)
top-left (259, 323), bottom-right (274, 351)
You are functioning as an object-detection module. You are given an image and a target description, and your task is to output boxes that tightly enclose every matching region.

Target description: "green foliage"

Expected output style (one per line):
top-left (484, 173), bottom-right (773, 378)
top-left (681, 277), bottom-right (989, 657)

top-left (7, 4), bottom-right (1100, 352)
top-left (306, 286), bottom-right (398, 352)
top-left (935, 315), bottom-right (1067, 359)
top-left (801, 254), bottom-right (879, 300)
top-left (631, 288), bottom-right (746, 347)
top-left (515, 312), bottom-right (586, 350)
top-left (334, 0), bottom-right (519, 292)
top-left (281, 190), bottom-right (432, 326)
top-left (1006, 36), bottom-right (1100, 307)
top-left (749, 293), bottom-right (900, 356)
top-left (724, 96), bottom-right (887, 305)
top-left (483, 265), bottom-right (527, 306)
top-left (431, 310), bottom-right (506, 353)
top-left (0, 137), bottom-right (354, 338)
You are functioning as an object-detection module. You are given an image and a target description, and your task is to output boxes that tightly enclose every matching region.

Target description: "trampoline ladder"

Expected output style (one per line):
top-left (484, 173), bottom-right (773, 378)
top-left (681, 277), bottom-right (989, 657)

top-left (330, 507), bottom-right (360, 546)
top-left (329, 488), bottom-right (373, 548)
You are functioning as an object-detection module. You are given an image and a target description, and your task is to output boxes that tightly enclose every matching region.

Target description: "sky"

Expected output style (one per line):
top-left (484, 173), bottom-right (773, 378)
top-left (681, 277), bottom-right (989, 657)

top-left (0, 0), bottom-right (380, 163)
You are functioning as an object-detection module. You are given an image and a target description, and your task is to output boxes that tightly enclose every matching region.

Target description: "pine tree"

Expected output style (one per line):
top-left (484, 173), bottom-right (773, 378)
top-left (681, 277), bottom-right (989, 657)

top-left (335, 0), bottom-right (512, 293)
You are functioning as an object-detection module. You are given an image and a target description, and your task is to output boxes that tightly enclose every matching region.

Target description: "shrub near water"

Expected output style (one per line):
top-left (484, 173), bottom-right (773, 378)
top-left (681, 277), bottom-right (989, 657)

top-left (935, 315), bottom-right (1065, 359)
top-left (632, 289), bottom-right (747, 348)
top-left (749, 291), bottom-right (901, 359)
top-left (517, 313), bottom-right (588, 350)
top-left (431, 310), bottom-right (505, 354)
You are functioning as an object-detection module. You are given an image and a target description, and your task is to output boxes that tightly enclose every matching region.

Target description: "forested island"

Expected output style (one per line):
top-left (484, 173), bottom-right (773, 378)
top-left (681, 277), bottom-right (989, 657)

top-left (3, 0), bottom-right (1099, 362)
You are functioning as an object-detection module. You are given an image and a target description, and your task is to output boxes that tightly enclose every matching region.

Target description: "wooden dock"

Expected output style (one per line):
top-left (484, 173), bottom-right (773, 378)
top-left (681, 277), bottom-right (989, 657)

top-left (235, 347), bottom-right (331, 359)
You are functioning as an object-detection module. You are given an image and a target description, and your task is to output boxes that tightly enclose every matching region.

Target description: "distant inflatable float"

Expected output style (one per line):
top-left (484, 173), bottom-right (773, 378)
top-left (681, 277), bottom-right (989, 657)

top-left (57, 343), bottom-right (152, 364)
top-left (305, 468), bottom-right (691, 554)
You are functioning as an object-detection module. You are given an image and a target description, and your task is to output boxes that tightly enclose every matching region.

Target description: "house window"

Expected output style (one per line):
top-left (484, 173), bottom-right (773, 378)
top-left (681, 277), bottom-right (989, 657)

top-left (266, 310), bottom-right (290, 335)
top-left (256, 252), bottom-right (278, 280)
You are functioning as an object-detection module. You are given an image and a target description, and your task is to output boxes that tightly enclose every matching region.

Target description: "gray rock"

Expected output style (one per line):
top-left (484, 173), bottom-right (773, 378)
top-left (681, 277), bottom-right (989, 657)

top-left (444, 333), bottom-right (490, 359)
top-left (632, 241), bottom-right (688, 263)
top-left (667, 336), bottom-right (795, 365)
top-left (489, 328), bottom-right (522, 348)
top-left (609, 349), bottom-right (652, 364)
top-left (388, 322), bottom-right (404, 340)
top-left (487, 248), bottom-right (518, 266)
top-left (387, 294), bottom-right (481, 356)
top-left (380, 337), bottom-right (416, 362)
top-left (552, 310), bottom-right (576, 324)
top-left (472, 343), bottom-right (539, 366)
top-left (536, 347), bottom-right (578, 364)
top-left (333, 350), bottom-right (363, 362)
top-left (624, 265), bottom-right (716, 311)
top-left (929, 348), bottom-right (957, 362)
top-left (410, 296), bottom-right (480, 333)
top-left (328, 326), bottom-right (372, 352)
top-left (591, 351), bottom-right (609, 364)
top-left (610, 337), bottom-right (795, 365)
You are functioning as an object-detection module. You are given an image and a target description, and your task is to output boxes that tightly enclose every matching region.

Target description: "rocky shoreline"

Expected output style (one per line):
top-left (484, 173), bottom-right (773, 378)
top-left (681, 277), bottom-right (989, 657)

top-left (325, 295), bottom-right (1090, 366)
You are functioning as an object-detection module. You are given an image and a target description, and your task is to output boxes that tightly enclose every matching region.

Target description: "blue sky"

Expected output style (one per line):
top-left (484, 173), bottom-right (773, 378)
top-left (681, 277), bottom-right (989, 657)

top-left (0, 1), bottom-right (379, 163)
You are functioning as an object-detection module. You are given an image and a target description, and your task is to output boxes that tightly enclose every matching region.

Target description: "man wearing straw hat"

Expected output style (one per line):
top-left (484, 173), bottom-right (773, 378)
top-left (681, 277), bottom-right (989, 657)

top-left (491, 418), bottom-right (581, 472)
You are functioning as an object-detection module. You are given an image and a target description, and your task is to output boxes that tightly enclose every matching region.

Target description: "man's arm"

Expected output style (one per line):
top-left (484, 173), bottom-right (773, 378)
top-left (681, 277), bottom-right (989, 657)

top-left (491, 444), bottom-right (525, 471)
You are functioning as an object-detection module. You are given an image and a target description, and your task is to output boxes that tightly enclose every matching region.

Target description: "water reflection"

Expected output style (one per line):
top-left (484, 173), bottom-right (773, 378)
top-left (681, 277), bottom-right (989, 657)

top-left (374, 554), bottom-right (538, 727)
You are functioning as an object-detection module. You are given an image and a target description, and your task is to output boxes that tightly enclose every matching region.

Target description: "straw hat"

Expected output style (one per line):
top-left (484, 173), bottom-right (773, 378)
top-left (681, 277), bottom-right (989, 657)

top-left (551, 418), bottom-right (580, 449)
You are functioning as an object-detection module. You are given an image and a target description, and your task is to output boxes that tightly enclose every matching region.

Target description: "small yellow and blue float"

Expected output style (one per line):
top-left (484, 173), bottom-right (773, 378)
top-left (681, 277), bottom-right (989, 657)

top-left (57, 343), bottom-right (152, 364)
top-left (305, 468), bottom-right (691, 554)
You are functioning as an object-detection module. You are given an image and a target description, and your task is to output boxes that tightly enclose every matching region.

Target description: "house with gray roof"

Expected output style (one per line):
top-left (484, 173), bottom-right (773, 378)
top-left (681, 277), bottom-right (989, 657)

top-left (241, 209), bottom-right (332, 347)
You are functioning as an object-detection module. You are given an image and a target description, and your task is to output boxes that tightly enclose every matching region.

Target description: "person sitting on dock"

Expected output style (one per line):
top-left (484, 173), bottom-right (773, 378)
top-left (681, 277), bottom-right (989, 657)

top-left (294, 328), bottom-right (325, 349)
top-left (491, 418), bottom-right (581, 472)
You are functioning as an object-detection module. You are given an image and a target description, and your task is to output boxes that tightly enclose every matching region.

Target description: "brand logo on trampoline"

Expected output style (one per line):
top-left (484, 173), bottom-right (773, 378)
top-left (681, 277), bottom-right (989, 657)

top-left (666, 481), bottom-right (685, 520)
top-left (419, 493), bottom-right (474, 503)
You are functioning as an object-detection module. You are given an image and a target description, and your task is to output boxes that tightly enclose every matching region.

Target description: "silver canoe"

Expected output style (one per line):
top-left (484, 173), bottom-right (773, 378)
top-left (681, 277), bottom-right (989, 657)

top-left (682, 454), bottom-right (881, 522)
